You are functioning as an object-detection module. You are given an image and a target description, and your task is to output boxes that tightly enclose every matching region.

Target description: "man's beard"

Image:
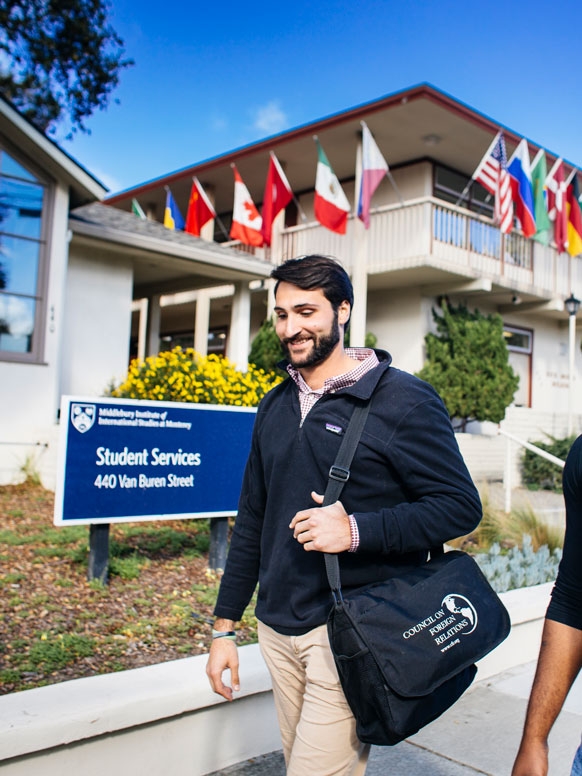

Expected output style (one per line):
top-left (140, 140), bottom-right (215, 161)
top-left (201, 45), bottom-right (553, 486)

top-left (282, 315), bottom-right (341, 369)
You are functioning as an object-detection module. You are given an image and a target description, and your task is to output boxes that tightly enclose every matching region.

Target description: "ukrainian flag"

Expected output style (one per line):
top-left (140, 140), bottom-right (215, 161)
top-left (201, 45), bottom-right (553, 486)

top-left (164, 189), bottom-right (185, 230)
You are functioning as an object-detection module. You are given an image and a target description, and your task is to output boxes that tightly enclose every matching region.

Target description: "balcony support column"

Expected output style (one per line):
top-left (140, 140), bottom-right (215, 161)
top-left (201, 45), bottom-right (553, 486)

top-left (350, 220), bottom-right (369, 347)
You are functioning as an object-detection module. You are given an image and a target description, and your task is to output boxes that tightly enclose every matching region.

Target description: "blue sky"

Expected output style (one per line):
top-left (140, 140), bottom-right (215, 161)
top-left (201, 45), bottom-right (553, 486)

top-left (60, 0), bottom-right (582, 195)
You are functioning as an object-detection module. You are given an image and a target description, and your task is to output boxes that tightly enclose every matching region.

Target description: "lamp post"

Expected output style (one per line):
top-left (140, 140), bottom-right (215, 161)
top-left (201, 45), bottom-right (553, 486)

top-left (565, 292), bottom-right (580, 436)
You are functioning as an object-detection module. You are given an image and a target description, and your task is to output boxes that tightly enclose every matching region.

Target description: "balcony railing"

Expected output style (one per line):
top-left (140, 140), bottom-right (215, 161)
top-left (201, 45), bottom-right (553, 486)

top-left (274, 197), bottom-right (581, 300)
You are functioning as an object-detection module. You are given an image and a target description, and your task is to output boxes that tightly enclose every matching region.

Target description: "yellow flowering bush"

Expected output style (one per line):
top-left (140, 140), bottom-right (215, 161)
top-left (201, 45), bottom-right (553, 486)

top-left (110, 347), bottom-right (284, 407)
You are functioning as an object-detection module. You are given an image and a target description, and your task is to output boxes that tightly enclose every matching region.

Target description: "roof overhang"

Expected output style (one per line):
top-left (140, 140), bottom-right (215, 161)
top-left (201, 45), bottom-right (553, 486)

top-left (69, 204), bottom-right (273, 298)
top-left (0, 98), bottom-right (107, 206)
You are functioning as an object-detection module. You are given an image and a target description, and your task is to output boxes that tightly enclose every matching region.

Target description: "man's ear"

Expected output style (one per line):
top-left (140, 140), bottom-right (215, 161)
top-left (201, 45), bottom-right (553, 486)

top-left (338, 300), bottom-right (351, 326)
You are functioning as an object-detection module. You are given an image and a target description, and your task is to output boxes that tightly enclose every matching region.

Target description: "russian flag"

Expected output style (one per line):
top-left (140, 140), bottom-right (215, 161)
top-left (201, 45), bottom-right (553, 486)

top-left (508, 139), bottom-right (536, 238)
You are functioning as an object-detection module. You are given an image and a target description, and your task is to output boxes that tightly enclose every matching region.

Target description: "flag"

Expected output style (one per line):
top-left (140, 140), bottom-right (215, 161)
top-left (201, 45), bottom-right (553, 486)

top-left (530, 150), bottom-right (552, 245)
top-left (566, 174), bottom-right (582, 257)
top-left (261, 152), bottom-right (293, 246)
top-left (230, 165), bottom-right (263, 247)
top-left (507, 139), bottom-right (536, 238)
top-left (357, 121), bottom-right (388, 228)
top-left (131, 198), bottom-right (146, 219)
top-left (164, 189), bottom-right (185, 231)
top-left (545, 158), bottom-right (567, 253)
top-left (185, 177), bottom-right (216, 236)
top-left (472, 131), bottom-right (513, 234)
top-left (313, 137), bottom-right (350, 234)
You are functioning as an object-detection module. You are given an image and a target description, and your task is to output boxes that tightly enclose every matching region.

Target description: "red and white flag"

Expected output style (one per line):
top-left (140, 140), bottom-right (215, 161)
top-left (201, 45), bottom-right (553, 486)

top-left (356, 121), bottom-right (389, 229)
top-left (472, 131), bottom-right (513, 234)
top-left (545, 158), bottom-right (568, 253)
top-left (185, 177), bottom-right (216, 236)
top-left (230, 166), bottom-right (263, 247)
top-left (261, 152), bottom-right (293, 246)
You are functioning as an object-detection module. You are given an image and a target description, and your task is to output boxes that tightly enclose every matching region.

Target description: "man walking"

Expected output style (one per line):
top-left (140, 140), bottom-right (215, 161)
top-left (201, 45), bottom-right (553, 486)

top-left (207, 254), bottom-right (482, 775)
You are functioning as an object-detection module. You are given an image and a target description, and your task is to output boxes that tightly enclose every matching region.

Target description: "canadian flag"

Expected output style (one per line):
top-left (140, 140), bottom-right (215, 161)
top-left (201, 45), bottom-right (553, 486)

top-left (230, 166), bottom-right (263, 247)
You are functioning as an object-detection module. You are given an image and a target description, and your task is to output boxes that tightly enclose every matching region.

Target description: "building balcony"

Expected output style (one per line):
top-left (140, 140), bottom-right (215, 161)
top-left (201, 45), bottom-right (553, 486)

top-left (267, 198), bottom-right (582, 311)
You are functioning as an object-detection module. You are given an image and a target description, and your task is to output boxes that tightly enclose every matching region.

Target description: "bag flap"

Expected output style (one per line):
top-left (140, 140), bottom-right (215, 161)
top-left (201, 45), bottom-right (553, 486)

top-left (334, 551), bottom-right (510, 698)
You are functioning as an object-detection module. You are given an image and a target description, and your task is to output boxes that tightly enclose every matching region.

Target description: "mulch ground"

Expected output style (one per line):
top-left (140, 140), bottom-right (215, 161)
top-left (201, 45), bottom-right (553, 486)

top-left (0, 481), bottom-right (256, 695)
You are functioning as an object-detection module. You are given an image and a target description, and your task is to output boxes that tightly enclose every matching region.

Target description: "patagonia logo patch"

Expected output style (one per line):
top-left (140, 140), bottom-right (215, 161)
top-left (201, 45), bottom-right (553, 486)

top-left (325, 423), bottom-right (343, 435)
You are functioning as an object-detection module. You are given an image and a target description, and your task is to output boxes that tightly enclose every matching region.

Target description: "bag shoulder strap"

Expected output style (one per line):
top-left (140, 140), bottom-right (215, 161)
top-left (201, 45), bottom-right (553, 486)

top-left (322, 399), bottom-right (444, 599)
top-left (323, 400), bottom-right (371, 598)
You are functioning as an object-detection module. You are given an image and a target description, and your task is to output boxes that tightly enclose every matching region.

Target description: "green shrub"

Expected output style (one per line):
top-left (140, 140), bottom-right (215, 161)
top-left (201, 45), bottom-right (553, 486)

top-left (521, 434), bottom-right (575, 492)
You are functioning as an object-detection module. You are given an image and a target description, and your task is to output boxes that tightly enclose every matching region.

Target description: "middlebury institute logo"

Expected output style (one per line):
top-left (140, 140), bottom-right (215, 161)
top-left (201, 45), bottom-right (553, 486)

top-left (71, 403), bottom-right (96, 433)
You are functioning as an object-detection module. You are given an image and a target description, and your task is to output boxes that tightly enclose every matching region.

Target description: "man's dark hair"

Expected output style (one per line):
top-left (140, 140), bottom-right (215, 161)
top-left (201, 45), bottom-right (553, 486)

top-left (270, 255), bottom-right (354, 321)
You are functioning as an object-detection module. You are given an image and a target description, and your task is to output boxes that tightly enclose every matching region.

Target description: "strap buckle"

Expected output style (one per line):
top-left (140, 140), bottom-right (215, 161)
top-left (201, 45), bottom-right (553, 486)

top-left (329, 465), bottom-right (350, 483)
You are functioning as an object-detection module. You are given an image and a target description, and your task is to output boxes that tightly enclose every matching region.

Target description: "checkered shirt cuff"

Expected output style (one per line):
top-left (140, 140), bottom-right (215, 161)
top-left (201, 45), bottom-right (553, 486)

top-left (348, 514), bottom-right (360, 553)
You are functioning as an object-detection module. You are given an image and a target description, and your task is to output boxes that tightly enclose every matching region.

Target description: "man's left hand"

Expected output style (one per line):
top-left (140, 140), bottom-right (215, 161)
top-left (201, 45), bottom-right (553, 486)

top-left (289, 492), bottom-right (351, 553)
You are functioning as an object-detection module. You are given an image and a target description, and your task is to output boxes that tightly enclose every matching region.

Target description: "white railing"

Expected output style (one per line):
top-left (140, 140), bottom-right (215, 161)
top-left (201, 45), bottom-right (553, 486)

top-left (499, 428), bottom-right (565, 514)
top-left (277, 198), bottom-right (582, 300)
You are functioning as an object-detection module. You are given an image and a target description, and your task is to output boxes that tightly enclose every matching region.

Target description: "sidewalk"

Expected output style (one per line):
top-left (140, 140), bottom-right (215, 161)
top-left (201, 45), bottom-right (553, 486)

top-left (211, 661), bottom-right (582, 776)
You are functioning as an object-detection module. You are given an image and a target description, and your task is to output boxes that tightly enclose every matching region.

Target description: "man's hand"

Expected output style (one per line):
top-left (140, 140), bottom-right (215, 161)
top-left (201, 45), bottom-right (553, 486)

top-left (511, 738), bottom-right (549, 776)
top-left (206, 619), bottom-right (240, 701)
top-left (289, 491), bottom-right (351, 553)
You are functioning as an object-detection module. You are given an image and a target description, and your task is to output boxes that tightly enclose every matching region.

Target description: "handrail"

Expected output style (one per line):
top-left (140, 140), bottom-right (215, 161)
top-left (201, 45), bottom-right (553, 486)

top-left (498, 428), bottom-right (565, 513)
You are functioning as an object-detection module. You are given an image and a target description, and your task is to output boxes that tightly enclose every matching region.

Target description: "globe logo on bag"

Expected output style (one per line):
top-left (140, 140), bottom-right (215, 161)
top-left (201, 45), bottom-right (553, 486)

top-left (442, 594), bottom-right (478, 635)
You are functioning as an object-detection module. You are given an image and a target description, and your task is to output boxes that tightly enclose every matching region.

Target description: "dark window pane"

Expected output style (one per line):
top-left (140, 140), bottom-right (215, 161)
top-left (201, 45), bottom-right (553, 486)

top-left (0, 177), bottom-right (43, 238)
top-left (504, 328), bottom-right (531, 352)
top-left (0, 236), bottom-right (40, 295)
top-left (0, 293), bottom-right (35, 353)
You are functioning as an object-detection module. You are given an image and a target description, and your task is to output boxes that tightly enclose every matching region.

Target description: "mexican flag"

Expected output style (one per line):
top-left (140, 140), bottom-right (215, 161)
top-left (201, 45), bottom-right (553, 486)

top-left (314, 138), bottom-right (350, 234)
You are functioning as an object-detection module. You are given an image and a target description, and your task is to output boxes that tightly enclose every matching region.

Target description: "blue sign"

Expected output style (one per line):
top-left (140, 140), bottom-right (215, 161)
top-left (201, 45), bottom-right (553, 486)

top-left (54, 397), bottom-right (256, 525)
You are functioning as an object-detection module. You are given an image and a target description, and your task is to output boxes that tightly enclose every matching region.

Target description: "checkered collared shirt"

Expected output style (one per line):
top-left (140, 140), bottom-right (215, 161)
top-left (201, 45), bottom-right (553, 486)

top-left (286, 347), bottom-right (379, 425)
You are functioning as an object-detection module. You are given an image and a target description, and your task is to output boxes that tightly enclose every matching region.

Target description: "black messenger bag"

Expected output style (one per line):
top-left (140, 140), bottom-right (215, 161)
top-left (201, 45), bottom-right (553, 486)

top-left (322, 401), bottom-right (511, 746)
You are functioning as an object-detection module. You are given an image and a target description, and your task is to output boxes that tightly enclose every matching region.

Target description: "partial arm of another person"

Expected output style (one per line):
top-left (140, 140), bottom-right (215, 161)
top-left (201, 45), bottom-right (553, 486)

top-left (511, 618), bottom-right (582, 776)
top-left (512, 434), bottom-right (582, 775)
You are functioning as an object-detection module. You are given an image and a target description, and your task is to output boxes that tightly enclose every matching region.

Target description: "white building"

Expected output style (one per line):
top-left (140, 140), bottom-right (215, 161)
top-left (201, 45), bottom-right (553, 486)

top-left (1, 84), bottom-right (580, 487)
top-left (108, 84), bottom-right (582, 477)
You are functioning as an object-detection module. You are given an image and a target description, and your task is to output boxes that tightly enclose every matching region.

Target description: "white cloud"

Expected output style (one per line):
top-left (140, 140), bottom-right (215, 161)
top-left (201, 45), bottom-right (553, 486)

top-left (89, 167), bottom-right (124, 195)
top-left (253, 101), bottom-right (288, 135)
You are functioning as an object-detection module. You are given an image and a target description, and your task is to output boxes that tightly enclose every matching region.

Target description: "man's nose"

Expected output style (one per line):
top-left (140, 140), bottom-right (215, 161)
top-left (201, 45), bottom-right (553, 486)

top-left (280, 316), bottom-right (301, 339)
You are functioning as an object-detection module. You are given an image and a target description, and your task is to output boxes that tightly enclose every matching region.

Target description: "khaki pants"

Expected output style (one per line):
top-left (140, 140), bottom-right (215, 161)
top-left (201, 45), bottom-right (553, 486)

top-left (258, 621), bottom-right (370, 776)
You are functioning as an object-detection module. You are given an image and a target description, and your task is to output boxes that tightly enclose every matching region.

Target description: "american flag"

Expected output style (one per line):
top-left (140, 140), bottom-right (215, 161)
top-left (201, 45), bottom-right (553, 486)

top-left (472, 132), bottom-right (514, 234)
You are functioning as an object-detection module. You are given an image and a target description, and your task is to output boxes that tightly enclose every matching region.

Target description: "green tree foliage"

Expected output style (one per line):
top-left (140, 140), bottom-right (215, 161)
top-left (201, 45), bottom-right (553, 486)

top-left (416, 302), bottom-right (519, 431)
top-left (0, 0), bottom-right (133, 136)
top-left (248, 317), bottom-right (285, 374)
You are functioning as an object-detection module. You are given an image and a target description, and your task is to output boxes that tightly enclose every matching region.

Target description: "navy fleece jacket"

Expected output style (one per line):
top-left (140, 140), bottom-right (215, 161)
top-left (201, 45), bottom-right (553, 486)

top-left (214, 350), bottom-right (482, 635)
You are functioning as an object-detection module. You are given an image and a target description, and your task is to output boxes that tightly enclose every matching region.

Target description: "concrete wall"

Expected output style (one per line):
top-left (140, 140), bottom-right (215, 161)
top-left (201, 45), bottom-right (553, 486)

top-left (0, 582), bottom-right (552, 776)
top-left (61, 249), bottom-right (133, 396)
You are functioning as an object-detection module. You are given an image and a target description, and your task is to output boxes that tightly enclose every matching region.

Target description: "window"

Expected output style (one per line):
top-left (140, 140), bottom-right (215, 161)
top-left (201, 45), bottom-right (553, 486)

top-left (0, 148), bottom-right (47, 360)
top-left (434, 165), bottom-right (493, 218)
top-left (504, 325), bottom-right (533, 407)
